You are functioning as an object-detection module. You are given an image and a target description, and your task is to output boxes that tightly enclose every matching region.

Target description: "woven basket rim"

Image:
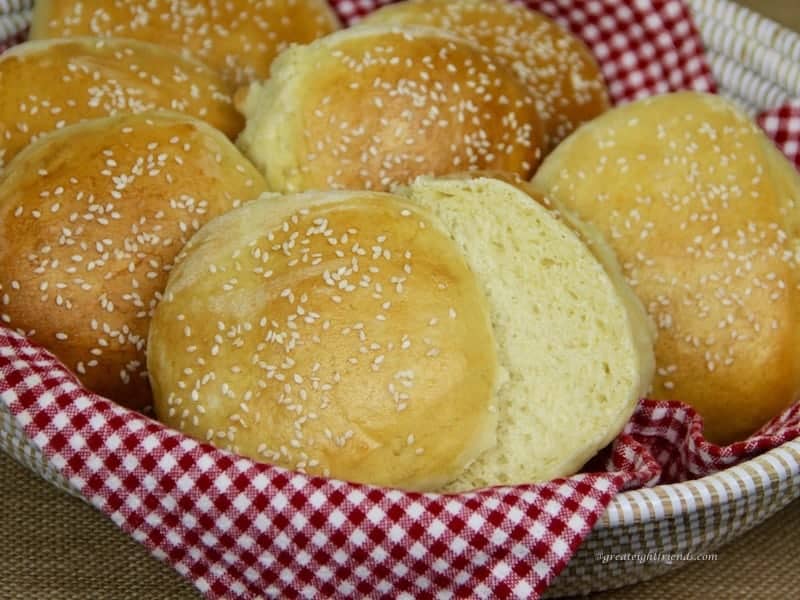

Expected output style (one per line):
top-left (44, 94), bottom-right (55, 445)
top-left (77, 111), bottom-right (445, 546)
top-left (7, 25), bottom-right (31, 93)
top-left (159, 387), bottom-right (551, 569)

top-left (598, 436), bottom-right (800, 528)
top-left (690, 0), bottom-right (800, 60)
top-left (690, 0), bottom-right (800, 113)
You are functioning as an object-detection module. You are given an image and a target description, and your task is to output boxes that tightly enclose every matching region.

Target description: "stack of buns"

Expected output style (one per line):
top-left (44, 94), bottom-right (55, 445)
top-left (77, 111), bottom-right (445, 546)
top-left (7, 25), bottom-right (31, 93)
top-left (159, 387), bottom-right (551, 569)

top-left (0, 0), bottom-right (354, 407)
top-left (1, 0), bottom-right (798, 490)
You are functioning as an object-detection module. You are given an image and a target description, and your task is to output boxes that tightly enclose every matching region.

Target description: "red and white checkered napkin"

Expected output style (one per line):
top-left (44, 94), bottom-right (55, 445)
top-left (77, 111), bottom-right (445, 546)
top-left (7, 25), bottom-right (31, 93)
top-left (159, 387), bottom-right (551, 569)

top-left (2, 0), bottom-right (800, 599)
top-left (3, 329), bottom-right (800, 600)
top-left (758, 101), bottom-right (800, 169)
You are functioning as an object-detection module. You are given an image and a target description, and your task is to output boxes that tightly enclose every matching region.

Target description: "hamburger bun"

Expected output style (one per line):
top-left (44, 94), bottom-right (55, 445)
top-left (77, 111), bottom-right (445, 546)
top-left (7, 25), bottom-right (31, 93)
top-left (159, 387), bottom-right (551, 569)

top-left (148, 191), bottom-right (499, 491)
top-left (533, 91), bottom-right (800, 444)
top-left (236, 25), bottom-right (546, 193)
top-left (148, 176), bottom-right (655, 490)
top-left (0, 37), bottom-right (244, 172)
top-left (360, 0), bottom-right (610, 151)
top-left (397, 176), bottom-right (655, 490)
top-left (29, 0), bottom-right (341, 86)
top-left (0, 111), bottom-right (267, 410)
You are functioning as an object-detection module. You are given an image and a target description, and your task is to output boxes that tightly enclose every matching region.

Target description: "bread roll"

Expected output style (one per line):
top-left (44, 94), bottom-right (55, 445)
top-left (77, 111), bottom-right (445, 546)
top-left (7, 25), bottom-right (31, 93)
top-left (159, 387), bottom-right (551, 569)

top-left (0, 112), bottom-right (267, 410)
top-left (360, 0), bottom-right (609, 151)
top-left (29, 0), bottom-right (341, 86)
top-left (396, 176), bottom-right (655, 490)
top-left (533, 91), bottom-right (800, 444)
top-left (0, 37), bottom-right (243, 172)
top-left (147, 191), bottom-right (499, 491)
top-left (236, 25), bottom-right (545, 193)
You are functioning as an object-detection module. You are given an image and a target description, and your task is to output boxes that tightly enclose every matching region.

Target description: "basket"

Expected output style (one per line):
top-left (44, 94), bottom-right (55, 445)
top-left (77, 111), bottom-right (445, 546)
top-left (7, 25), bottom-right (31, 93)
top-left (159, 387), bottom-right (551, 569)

top-left (1, 0), bottom-right (799, 597)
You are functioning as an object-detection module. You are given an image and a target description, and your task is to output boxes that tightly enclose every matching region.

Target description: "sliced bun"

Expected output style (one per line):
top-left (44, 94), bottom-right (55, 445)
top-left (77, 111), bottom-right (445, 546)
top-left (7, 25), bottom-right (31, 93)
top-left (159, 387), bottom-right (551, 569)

top-left (533, 91), bottom-right (800, 444)
top-left (0, 112), bottom-right (267, 410)
top-left (360, 0), bottom-right (609, 151)
top-left (0, 37), bottom-right (244, 172)
top-left (29, 0), bottom-right (341, 85)
top-left (236, 25), bottom-right (545, 193)
top-left (148, 191), bottom-right (499, 491)
top-left (397, 176), bottom-right (655, 490)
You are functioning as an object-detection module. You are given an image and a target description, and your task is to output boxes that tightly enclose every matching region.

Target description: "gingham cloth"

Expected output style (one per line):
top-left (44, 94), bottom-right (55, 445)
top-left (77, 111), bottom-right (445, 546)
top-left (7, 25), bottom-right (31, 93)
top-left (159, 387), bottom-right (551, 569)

top-left (1, 1), bottom-right (800, 599)
top-left (758, 101), bottom-right (800, 168)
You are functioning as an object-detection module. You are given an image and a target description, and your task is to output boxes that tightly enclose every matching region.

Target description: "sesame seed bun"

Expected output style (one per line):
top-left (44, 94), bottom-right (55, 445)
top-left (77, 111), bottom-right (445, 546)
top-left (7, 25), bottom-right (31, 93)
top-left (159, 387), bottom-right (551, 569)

top-left (147, 191), bottom-right (499, 491)
top-left (0, 37), bottom-right (244, 173)
top-left (533, 91), bottom-right (800, 444)
top-left (147, 175), bottom-right (655, 491)
top-left (397, 176), bottom-right (655, 490)
top-left (236, 25), bottom-right (546, 193)
top-left (0, 111), bottom-right (268, 410)
top-left (360, 0), bottom-right (610, 151)
top-left (29, 0), bottom-right (341, 86)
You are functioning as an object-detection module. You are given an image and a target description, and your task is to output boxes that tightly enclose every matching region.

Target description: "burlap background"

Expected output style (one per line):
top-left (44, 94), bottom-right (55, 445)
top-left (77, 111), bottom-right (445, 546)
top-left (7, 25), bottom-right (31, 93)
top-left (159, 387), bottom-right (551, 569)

top-left (1, 1), bottom-right (799, 598)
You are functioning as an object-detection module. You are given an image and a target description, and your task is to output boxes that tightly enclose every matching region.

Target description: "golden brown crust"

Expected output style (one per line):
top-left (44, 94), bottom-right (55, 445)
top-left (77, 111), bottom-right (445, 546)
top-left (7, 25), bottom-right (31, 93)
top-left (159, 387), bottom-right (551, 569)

top-left (237, 25), bottom-right (546, 193)
top-left (148, 191), bottom-right (498, 491)
top-left (0, 112), bottom-right (267, 410)
top-left (0, 37), bottom-right (244, 172)
top-left (533, 92), bottom-right (800, 444)
top-left (29, 0), bottom-right (341, 86)
top-left (361, 0), bottom-right (610, 151)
